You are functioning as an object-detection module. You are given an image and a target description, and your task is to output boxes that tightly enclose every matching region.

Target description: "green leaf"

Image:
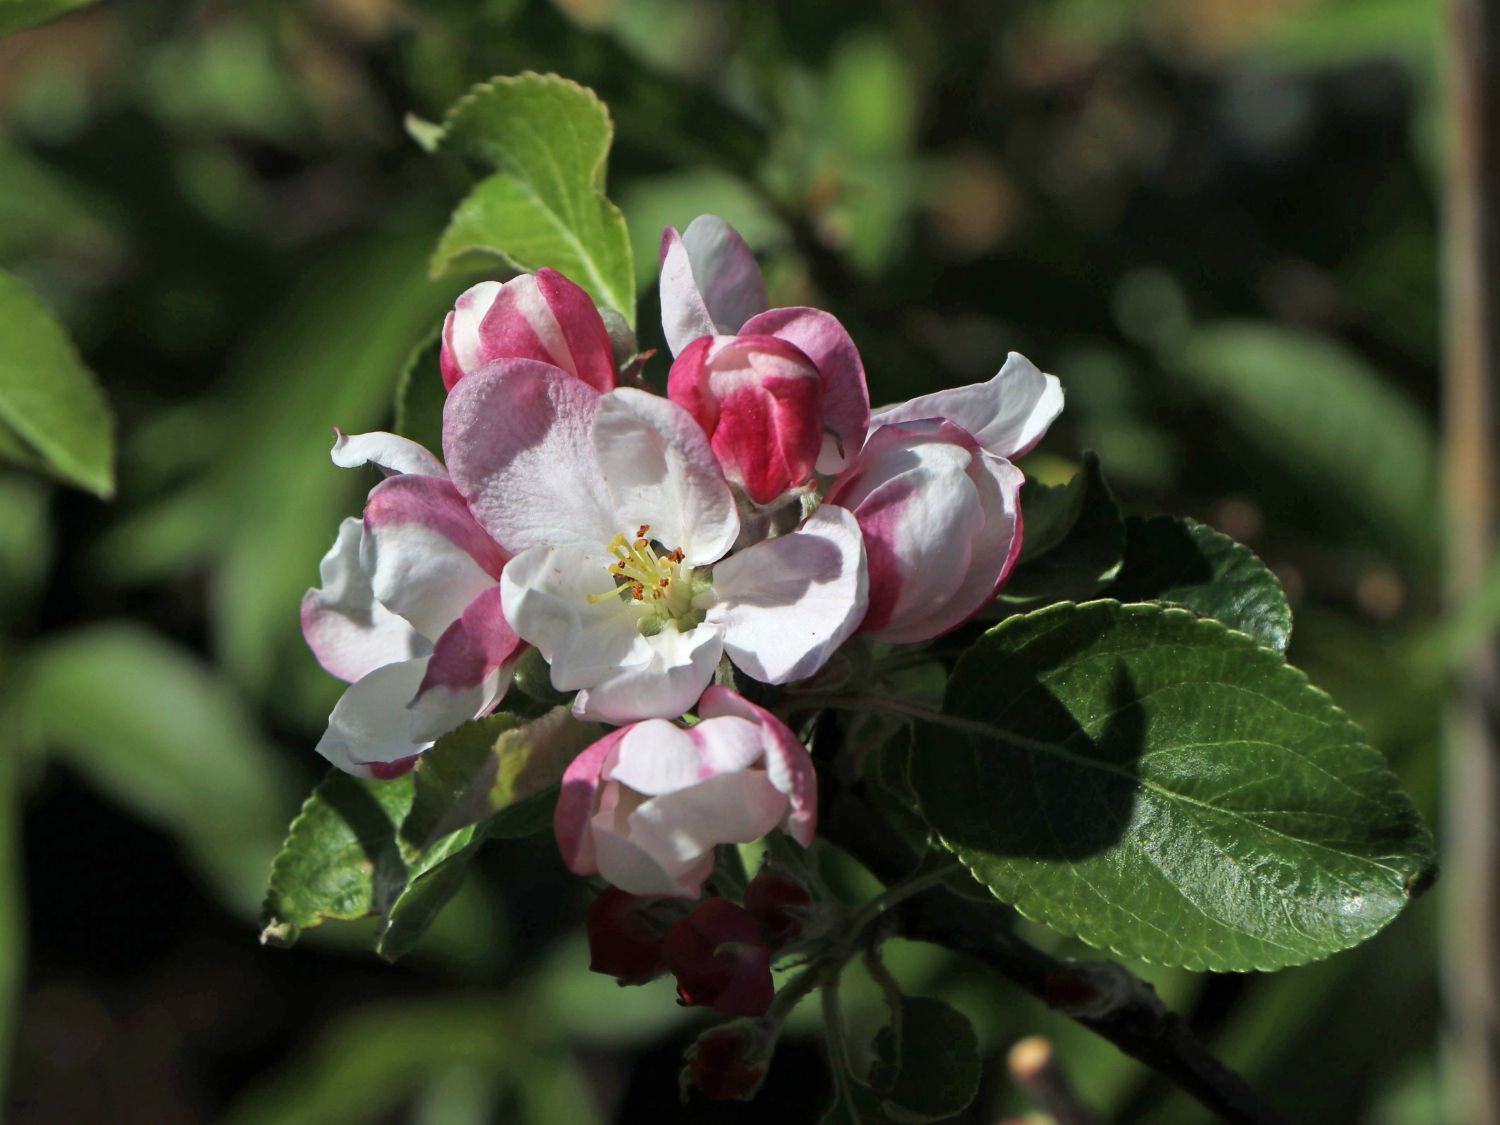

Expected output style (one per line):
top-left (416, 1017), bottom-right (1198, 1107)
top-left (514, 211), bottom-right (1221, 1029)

top-left (1104, 515), bottom-right (1292, 653)
top-left (260, 771), bottom-right (414, 946)
top-left (868, 996), bottom-right (981, 1123)
top-left (376, 824), bottom-right (487, 962)
top-left (908, 601), bottom-right (1435, 971)
top-left (1001, 452), bottom-right (1123, 604)
top-left (431, 73), bottom-right (635, 323)
top-left (0, 268), bottom-right (113, 497)
top-left (393, 328), bottom-right (445, 455)
top-left (0, 0), bottom-right (94, 36)
top-left (20, 625), bottom-right (293, 913)
top-left (401, 707), bottom-right (602, 855)
top-left (1164, 322), bottom-right (1437, 569)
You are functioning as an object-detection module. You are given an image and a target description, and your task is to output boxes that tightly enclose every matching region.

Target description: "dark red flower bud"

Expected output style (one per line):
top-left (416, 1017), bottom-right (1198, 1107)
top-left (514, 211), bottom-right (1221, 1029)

top-left (683, 1022), bottom-right (770, 1101)
top-left (665, 898), bottom-right (774, 1017)
top-left (586, 888), bottom-right (670, 985)
top-left (743, 869), bottom-right (813, 949)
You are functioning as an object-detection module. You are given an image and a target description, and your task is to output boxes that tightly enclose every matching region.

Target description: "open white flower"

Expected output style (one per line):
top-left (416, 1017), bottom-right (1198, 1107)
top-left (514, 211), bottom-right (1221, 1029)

top-left (443, 360), bottom-right (868, 723)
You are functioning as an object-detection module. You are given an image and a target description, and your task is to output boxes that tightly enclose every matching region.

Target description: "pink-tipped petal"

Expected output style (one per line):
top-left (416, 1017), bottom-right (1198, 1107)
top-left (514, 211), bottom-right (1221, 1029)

top-left (570, 624), bottom-right (724, 725)
top-left (440, 273), bottom-right (616, 392)
top-left (331, 429), bottom-right (447, 478)
top-left (609, 716), bottom-right (763, 797)
top-left (870, 351), bottom-right (1063, 459)
top-left (741, 307), bottom-right (871, 474)
top-left (302, 518), bottom-right (429, 683)
top-left (697, 686), bottom-right (818, 846)
top-left (659, 216), bottom-right (769, 356)
top-left (555, 727), bottom-right (629, 875)
top-left (408, 586), bottom-right (524, 741)
top-left (444, 359), bottom-right (616, 554)
top-left (592, 388), bottom-right (739, 566)
top-left (362, 475), bottom-right (508, 642)
top-left (707, 503), bottom-right (868, 684)
top-left (667, 334), bottom-right (824, 505)
top-left (315, 657), bottom-right (434, 777)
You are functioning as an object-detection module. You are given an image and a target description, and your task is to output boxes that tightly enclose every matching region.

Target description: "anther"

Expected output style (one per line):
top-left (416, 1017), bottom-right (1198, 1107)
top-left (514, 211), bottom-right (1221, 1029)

top-left (636, 524), bottom-right (650, 538)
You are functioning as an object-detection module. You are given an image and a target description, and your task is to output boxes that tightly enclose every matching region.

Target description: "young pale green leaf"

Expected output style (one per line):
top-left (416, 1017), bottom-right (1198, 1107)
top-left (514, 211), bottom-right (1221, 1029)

top-left (260, 771), bottom-right (414, 947)
top-left (431, 73), bottom-right (635, 323)
top-left (393, 328), bottom-right (445, 455)
top-left (868, 996), bottom-right (981, 1122)
top-left (376, 824), bottom-right (487, 962)
top-left (908, 600), bottom-right (1435, 971)
top-left (0, 0), bottom-right (95, 36)
top-left (1104, 515), bottom-right (1292, 653)
top-left (0, 269), bottom-right (113, 497)
top-left (401, 707), bottom-right (602, 855)
top-left (1000, 452), bottom-right (1123, 604)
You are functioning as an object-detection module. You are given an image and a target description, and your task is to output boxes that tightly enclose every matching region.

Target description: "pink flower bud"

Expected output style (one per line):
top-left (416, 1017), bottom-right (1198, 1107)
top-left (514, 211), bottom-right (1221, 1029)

top-left (585, 888), bottom-right (675, 985)
top-left (665, 898), bottom-right (774, 1017)
top-left (743, 869), bottom-right (813, 949)
top-left (553, 687), bottom-right (817, 899)
top-left (826, 419), bottom-right (1024, 645)
top-left (682, 1021), bottom-right (771, 1101)
top-left (440, 268), bottom-right (616, 393)
top-left (668, 334), bottom-right (824, 505)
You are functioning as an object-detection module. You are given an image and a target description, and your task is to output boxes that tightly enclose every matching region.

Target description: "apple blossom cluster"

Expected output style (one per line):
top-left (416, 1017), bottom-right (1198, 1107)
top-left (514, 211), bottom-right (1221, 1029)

top-left (301, 215), bottom-right (1061, 1027)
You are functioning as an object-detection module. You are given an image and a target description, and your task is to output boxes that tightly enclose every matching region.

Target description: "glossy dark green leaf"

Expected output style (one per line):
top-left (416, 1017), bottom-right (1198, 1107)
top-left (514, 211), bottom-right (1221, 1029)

top-left (260, 772), bottom-right (413, 947)
top-left (1001, 452), bottom-right (1123, 604)
top-left (1104, 515), bottom-right (1292, 653)
top-left (401, 707), bottom-right (601, 855)
top-left (868, 996), bottom-right (981, 1122)
top-left (0, 269), bottom-right (113, 497)
top-left (909, 601), bottom-right (1435, 970)
top-left (376, 824), bottom-right (486, 962)
top-left (431, 73), bottom-right (635, 322)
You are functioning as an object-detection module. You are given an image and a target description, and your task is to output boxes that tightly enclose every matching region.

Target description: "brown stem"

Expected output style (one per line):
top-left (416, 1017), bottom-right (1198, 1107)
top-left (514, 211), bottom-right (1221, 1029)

top-left (820, 788), bottom-right (1289, 1125)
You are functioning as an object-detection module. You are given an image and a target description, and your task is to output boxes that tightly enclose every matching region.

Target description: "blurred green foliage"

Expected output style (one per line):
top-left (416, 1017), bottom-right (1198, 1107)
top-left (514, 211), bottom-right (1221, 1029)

top-left (0, 0), bottom-right (1447, 1120)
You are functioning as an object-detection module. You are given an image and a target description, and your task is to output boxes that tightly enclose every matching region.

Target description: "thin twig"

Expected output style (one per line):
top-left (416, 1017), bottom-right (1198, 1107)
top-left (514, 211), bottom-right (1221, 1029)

top-left (820, 787), bottom-right (1290, 1125)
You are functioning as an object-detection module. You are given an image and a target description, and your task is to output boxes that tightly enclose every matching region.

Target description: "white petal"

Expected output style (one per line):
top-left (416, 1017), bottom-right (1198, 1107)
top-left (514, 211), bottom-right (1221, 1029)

top-left (707, 504), bottom-right (868, 684)
top-left (609, 715), bottom-right (763, 797)
top-left (592, 388), bottom-right (739, 565)
top-left (628, 771), bottom-right (787, 873)
top-left (314, 658), bottom-right (432, 775)
top-left (659, 216), bottom-right (768, 356)
top-left (871, 351), bottom-right (1063, 459)
top-left (592, 781), bottom-right (714, 897)
top-left (302, 518), bottom-right (429, 683)
top-left (500, 543), bottom-right (644, 677)
top-left (331, 429), bottom-right (447, 478)
top-left (572, 624), bottom-right (724, 724)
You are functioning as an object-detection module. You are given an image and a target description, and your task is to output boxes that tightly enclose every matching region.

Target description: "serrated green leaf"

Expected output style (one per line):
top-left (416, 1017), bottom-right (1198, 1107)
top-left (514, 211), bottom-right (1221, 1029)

top-left (377, 823), bottom-right (486, 962)
top-left (0, 268), bottom-right (113, 497)
top-left (1164, 322), bottom-right (1437, 569)
top-left (402, 707), bottom-right (601, 855)
top-left (393, 328), bottom-right (445, 455)
top-left (260, 771), bottom-right (414, 946)
top-left (0, 0), bottom-right (94, 36)
top-left (908, 600), bottom-right (1434, 971)
top-left (431, 73), bottom-right (634, 323)
top-left (1104, 515), bottom-right (1292, 653)
top-left (20, 624), bottom-right (292, 913)
top-left (1001, 451), bottom-right (1123, 603)
top-left (868, 996), bottom-right (980, 1123)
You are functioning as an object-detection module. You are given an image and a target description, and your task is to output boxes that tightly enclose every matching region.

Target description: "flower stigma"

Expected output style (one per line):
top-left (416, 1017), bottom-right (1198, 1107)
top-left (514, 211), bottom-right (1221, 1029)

top-left (588, 524), bottom-right (709, 635)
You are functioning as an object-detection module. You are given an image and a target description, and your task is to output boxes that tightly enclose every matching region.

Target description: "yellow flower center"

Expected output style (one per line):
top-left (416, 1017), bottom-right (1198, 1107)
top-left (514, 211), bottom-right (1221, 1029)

top-left (587, 525), bottom-right (706, 634)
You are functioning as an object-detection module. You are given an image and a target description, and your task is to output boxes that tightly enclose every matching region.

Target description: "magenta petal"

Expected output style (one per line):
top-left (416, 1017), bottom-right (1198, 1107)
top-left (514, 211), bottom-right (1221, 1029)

top-left (742, 307), bottom-right (870, 473)
top-left (413, 586), bottom-right (523, 702)
top-left (554, 727), bottom-right (629, 877)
